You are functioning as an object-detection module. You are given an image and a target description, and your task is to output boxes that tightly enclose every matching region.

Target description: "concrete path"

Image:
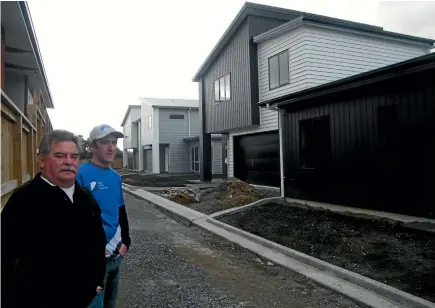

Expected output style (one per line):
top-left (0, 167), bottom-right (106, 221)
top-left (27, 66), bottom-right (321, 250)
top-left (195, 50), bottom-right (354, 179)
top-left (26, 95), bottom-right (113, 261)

top-left (117, 193), bottom-right (361, 308)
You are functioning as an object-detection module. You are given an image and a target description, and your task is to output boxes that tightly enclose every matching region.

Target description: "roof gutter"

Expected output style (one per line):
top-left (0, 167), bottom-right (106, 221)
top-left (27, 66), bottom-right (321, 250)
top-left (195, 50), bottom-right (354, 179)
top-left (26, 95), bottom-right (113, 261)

top-left (18, 2), bottom-right (54, 109)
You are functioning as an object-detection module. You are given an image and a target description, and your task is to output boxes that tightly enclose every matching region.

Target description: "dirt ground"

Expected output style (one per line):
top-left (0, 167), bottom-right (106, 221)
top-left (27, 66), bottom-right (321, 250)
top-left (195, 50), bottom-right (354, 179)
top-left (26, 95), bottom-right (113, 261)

top-left (121, 172), bottom-right (222, 187)
top-left (155, 178), bottom-right (280, 214)
top-left (217, 202), bottom-right (435, 303)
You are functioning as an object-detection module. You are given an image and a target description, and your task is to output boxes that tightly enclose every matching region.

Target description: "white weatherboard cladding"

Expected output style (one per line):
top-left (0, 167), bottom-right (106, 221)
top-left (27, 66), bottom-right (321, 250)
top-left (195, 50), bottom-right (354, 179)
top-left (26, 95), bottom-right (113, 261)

top-left (258, 24), bottom-right (430, 102)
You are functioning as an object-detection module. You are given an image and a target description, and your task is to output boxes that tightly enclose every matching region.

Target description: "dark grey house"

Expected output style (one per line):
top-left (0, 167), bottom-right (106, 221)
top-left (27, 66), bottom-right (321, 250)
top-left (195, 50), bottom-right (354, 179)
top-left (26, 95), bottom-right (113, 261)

top-left (260, 52), bottom-right (435, 218)
top-left (193, 2), bottom-right (434, 187)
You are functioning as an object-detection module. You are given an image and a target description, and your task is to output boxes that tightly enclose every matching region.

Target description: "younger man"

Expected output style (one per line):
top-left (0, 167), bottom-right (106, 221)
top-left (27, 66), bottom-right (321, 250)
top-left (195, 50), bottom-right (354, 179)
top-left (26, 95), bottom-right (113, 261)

top-left (77, 124), bottom-right (131, 308)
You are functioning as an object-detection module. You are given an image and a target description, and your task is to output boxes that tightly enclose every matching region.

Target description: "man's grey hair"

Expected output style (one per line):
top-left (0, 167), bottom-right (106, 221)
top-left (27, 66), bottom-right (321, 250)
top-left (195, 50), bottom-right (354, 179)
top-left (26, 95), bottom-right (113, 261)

top-left (38, 130), bottom-right (81, 155)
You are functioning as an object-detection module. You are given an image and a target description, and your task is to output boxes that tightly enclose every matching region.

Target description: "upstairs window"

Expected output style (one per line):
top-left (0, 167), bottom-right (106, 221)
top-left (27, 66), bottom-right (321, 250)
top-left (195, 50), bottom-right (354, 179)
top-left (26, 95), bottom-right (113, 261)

top-left (170, 114), bottom-right (184, 120)
top-left (214, 73), bottom-right (231, 102)
top-left (268, 50), bottom-right (289, 90)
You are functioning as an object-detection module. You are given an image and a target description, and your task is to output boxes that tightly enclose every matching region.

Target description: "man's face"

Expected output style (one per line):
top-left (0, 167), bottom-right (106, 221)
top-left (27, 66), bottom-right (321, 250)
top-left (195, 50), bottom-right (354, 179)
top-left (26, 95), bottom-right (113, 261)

top-left (92, 135), bottom-right (118, 164)
top-left (39, 141), bottom-right (79, 186)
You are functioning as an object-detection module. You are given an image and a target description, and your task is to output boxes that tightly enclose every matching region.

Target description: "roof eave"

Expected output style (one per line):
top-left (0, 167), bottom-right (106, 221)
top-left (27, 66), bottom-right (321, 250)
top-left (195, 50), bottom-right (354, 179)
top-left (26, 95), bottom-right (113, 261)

top-left (192, 4), bottom-right (250, 82)
top-left (19, 2), bottom-right (54, 109)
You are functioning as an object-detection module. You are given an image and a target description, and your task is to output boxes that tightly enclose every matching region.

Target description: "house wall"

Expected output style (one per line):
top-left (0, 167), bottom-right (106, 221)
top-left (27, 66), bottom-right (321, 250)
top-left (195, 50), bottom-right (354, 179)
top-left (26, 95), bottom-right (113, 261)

top-left (141, 103), bottom-right (153, 146)
top-left (226, 23), bottom-right (431, 178)
top-left (259, 23), bottom-right (430, 102)
top-left (122, 106), bottom-right (141, 150)
top-left (201, 16), bottom-right (288, 133)
top-left (144, 149), bottom-right (152, 171)
top-left (159, 108), bottom-right (198, 173)
top-left (282, 68), bottom-right (435, 218)
top-left (4, 70), bottom-right (26, 112)
top-left (122, 113), bottom-right (132, 149)
top-left (189, 139), bottom-right (223, 174)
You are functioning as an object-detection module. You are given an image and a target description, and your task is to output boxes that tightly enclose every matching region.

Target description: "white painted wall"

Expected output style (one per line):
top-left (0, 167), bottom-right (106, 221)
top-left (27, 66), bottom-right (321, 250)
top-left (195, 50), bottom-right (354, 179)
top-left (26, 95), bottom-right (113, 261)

top-left (122, 113), bottom-right (132, 149)
top-left (141, 103), bottom-right (154, 146)
top-left (152, 108), bottom-right (160, 173)
top-left (122, 106), bottom-right (141, 149)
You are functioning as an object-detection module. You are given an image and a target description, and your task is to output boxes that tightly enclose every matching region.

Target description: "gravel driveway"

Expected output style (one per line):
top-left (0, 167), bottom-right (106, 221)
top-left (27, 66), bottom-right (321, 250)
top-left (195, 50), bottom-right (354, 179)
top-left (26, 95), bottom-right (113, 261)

top-left (117, 193), bottom-right (361, 308)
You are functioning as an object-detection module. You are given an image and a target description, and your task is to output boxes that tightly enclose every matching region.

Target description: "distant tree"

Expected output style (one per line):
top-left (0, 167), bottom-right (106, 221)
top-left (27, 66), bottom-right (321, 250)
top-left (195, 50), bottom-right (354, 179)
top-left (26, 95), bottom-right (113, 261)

top-left (77, 134), bottom-right (123, 160)
top-left (115, 147), bottom-right (123, 158)
top-left (77, 135), bottom-right (92, 159)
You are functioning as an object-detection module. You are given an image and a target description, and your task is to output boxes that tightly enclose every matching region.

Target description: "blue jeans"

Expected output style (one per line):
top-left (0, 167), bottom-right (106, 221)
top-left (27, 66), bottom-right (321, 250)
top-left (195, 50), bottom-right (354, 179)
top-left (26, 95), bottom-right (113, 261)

top-left (88, 254), bottom-right (123, 308)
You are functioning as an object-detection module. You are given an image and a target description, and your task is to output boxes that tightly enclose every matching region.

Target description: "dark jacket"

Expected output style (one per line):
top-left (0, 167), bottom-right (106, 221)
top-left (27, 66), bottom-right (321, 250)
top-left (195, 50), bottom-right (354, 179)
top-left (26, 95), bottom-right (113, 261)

top-left (1, 173), bottom-right (107, 308)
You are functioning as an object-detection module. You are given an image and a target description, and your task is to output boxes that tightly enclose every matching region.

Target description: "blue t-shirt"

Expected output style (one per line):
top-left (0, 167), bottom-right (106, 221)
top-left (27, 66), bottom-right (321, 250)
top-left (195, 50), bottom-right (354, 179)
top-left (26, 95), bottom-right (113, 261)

top-left (77, 162), bottom-right (124, 243)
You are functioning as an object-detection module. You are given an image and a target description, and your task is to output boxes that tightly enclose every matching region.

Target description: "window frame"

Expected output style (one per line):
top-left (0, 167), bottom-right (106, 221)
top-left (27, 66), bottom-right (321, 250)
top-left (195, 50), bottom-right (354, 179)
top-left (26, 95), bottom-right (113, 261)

top-left (191, 146), bottom-right (200, 172)
top-left (169, 114), bottom-right (184, 120)
top-left (214, 73), bottom-right (231, 103)
top-left (147, 115), bottom-right (152, 131)
top-left (268, 50), bottom-right (290, 91)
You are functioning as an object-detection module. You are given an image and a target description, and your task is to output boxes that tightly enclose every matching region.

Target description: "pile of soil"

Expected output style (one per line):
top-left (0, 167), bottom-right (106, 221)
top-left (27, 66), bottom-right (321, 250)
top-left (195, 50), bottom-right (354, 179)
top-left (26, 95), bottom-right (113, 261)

top-left (218, 202), bottom-right (435, 302)
top-left (162, 178), bottom-right (280, 214)
top-left (200, 178), bottom-right (266, 207)
top-left (161, 188), bottom-right (200, 205)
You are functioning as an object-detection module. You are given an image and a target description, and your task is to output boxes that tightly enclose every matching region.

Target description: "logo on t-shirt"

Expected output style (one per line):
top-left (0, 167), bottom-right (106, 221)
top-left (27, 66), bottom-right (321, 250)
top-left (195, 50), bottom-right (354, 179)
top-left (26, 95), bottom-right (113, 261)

top-left (90, 181), bottom-right (97, 191)
top-left (89, 181), bottom-right (108, 191)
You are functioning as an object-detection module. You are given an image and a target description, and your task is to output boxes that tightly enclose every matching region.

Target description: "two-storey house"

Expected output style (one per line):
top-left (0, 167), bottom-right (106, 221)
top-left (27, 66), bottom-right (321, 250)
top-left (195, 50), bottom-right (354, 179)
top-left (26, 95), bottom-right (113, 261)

top-left (121, 98), bottom-right (222, 174)
top-left (1, 1), bottom-right (55, 206)
top-left (193, 2), bottom-right (433, 187)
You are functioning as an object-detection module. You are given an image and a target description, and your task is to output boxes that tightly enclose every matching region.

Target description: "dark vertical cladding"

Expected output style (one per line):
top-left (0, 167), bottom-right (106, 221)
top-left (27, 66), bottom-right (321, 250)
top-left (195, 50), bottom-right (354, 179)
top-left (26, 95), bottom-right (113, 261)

top-left (199, 79), bottom-right (212, 182)
top-left (283, 69), bottom-right (435, 218)
top-left (203, 16), bottom-right (288, 133)
top-left (203, 20), bottom-right (252, 133)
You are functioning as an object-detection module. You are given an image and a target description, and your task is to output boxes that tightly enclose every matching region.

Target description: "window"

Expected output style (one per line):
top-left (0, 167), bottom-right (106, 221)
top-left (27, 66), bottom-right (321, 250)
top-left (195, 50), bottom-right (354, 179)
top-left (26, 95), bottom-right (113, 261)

top-left (214, 73), bottom-right (231, 102)
top-left (170, 114), bottom-right (184, 120)
top-left (268, 50), bottom-right (289, 90)
top-left (191, 146), bottom-right (199, 172)
top-left (147, 115), bottom-right (152, 131)
top-left (299, 116), bottom-right (331, 169)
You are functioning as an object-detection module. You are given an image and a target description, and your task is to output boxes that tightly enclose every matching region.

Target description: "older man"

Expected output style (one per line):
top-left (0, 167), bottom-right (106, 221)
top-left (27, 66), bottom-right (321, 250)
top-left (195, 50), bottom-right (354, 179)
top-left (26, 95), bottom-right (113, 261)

top-left (77, 124), bottom-right (131, 308)
top-left (1, 130), bottom-right (107, 308)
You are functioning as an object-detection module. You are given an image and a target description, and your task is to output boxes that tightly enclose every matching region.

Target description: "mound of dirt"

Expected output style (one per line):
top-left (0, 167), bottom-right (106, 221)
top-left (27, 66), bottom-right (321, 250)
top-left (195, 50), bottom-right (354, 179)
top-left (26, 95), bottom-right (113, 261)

top-left (198, 178), bottom-right (265, 209)
top-left (161, 188), bottom-right (200, 205)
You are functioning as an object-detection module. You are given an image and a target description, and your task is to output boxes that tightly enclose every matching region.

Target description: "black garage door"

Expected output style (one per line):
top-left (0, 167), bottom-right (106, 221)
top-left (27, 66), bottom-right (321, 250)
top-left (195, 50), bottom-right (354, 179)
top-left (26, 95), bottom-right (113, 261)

top-left (234, 131), bottom-right (280, 187)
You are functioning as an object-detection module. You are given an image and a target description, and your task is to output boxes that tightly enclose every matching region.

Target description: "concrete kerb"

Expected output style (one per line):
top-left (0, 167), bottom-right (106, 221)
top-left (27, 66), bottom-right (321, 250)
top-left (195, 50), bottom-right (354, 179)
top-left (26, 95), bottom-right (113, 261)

top-left (122, 184), bottom-right (207, 227)
top-left (206, 217), bottom-right (435, 308)
top-left (209, 197), bottom-right (286, 218)
top-left (122, 183), bottom-right (435, 308)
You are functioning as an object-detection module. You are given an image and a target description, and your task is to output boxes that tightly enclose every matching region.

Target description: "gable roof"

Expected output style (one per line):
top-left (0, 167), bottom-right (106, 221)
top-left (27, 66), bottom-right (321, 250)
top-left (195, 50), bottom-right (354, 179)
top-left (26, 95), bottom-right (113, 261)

top-left (140, 98), bottom-right (199, 109)
top-left (120, 105), bottom-right (141, 127)
top-left (192, 2), bottom-right (434, 82)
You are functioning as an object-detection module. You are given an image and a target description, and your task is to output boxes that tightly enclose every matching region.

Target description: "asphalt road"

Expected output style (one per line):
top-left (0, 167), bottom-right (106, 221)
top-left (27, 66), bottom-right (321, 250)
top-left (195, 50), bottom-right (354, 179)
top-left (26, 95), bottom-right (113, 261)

top-left (116, 193), bottom-right (361, 308)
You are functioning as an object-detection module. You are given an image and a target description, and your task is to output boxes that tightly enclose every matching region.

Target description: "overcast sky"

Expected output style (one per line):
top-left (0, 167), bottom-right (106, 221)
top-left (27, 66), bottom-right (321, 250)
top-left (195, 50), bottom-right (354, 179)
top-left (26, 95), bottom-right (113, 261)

top-left (28, 0), bottom-right (435, 149)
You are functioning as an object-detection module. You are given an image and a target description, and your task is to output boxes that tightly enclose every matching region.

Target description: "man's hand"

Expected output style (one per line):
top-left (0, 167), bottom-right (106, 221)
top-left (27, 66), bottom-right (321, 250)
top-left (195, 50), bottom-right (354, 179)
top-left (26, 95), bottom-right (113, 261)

top-left (119, 243), bottom-right (128, 257)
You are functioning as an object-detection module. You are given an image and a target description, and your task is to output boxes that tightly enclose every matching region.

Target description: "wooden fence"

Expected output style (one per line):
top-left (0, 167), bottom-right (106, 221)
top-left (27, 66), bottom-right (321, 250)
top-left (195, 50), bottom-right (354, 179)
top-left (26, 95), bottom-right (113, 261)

top-left (1, 91), bottom-right (48, 209)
